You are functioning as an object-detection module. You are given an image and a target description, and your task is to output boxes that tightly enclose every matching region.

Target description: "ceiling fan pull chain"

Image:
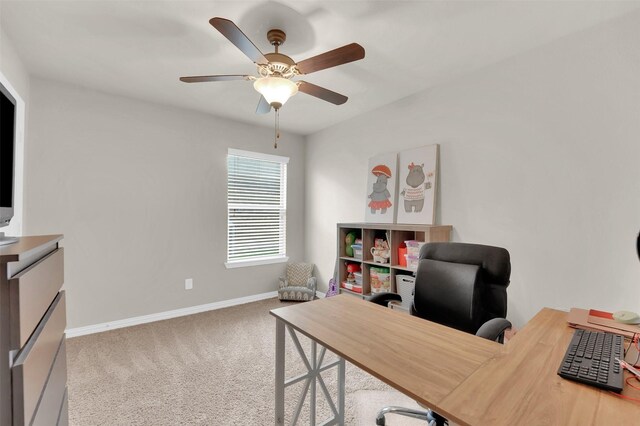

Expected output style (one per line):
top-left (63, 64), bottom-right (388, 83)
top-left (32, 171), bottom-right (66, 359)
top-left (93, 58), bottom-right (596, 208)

top-left (274, 108), bottom-right (280, 149)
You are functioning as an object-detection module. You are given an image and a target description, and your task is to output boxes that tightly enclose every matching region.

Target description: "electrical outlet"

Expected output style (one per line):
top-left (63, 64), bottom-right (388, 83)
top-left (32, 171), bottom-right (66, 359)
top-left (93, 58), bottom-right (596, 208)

top-left (185, 278), bottom-right (193, 290)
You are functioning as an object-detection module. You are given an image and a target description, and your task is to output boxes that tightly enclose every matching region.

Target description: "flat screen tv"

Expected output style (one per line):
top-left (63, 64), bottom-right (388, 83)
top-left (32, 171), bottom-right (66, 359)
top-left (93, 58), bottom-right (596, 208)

top-left (0, 81), bottom-right (17, 244)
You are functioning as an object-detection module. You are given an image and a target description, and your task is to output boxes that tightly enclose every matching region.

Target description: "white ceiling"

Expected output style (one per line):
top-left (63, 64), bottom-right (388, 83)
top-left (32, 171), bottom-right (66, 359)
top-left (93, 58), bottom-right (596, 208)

top-left (1, 1), bottom-right (639, 135)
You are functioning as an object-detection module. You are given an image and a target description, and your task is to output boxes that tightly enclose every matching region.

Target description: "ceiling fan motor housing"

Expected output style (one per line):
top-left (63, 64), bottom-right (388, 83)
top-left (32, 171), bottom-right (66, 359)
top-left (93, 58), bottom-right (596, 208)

top-left (267, 29), bottom-right (286, 46)
top-left (262, 52), bottom-right (296, 77)
top-left (259, 29), bottom-right (296, 78)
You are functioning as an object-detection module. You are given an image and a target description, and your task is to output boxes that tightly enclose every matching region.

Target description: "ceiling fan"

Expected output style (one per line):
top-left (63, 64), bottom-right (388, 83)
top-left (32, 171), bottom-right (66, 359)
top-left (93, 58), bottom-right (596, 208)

top-left (180, 17), bottom-right (365, 116)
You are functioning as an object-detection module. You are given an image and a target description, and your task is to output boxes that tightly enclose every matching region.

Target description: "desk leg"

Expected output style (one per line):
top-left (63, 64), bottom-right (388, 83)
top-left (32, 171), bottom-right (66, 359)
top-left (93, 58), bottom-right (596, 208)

top-left (275, 318), bottom-right (285, 426)
top-left (275, 322), bottom-right (346, 426)
top-left (310, 341), bottom-right (317, 426)
top-left (338, 357), bottom-right (345, 425)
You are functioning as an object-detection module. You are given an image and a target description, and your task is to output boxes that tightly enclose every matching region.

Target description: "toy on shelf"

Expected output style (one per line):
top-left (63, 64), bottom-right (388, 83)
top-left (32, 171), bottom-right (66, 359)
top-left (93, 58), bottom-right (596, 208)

top-left (370, 238), bottom-right (390, 263)
top-left (345, 232), bottom-right (363, 259)
top-left (325, 261), bottom-right (339, 298)
top-left (341, 263), bottom-right (363, 293)
top-left (345, 232), bottom-right (357, 257)
top-left (346, 263), bottom-right (361, 284)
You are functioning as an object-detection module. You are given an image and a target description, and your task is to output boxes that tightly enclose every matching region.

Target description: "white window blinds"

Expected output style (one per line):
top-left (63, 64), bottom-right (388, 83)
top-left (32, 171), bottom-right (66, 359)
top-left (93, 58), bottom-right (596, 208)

top-left (226, 149), bottom-right (289, 267)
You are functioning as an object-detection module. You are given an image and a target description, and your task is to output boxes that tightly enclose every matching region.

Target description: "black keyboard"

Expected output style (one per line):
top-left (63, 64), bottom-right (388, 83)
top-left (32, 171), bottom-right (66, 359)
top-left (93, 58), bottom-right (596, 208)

top-left (557, 329), bottom-right (625, 392)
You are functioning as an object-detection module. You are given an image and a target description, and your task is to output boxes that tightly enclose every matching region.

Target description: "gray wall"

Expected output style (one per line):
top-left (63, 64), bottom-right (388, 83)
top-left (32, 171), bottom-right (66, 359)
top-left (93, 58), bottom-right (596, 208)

top-left (25, 78), bottom-right (306, 328)
top-left (0, 28), bottom-right (29, 101)
top-left (305, 12), bottom-right (640, 327)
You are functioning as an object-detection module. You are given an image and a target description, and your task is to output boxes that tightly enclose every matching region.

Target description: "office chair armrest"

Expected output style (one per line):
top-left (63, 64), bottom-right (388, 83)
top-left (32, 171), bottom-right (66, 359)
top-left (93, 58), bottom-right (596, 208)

top-left (476, 318), bottom-right (512, 343)
top-left (369, 292), bottom-right (402, 307)
top-left (306, 276), bottom-right (317, 293)
top-left (278, 277), bottom-right (288, 289)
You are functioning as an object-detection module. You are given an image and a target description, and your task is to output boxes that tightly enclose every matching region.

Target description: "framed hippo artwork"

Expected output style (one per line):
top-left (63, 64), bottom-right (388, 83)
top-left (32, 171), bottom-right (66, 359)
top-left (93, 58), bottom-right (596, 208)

top-left (396, 144), bottom-right (439, 225)
top-left (364, 152), bottom-right (398, 224)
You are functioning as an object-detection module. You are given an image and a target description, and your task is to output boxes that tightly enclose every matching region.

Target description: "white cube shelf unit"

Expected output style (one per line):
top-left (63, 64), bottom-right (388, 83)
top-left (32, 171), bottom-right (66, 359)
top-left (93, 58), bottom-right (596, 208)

top-left (336, 223), bottom-right (452, 299)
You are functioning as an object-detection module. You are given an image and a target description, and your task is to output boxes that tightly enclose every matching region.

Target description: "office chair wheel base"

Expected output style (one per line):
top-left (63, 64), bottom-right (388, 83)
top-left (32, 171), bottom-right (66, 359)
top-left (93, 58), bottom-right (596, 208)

top-left (376, 406), bottom-right (434, 425)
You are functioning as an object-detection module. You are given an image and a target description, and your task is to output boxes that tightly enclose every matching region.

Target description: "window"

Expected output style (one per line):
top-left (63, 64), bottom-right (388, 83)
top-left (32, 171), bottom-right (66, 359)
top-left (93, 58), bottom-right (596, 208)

top-left (225, 149), bottom-right (289, 268)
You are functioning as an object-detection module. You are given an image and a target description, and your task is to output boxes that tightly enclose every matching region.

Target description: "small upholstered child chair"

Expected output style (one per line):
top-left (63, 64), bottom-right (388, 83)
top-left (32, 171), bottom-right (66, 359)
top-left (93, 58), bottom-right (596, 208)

top-left (278, 262), bottom-right (317, 301)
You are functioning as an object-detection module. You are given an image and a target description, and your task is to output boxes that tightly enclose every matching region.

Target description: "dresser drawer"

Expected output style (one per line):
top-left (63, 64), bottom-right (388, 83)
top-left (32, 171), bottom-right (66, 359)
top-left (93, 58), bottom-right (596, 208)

top-left (32, 339), bottom-right (67, 426)
top-left (57, 388), bottom-right (68, 426)
top-left (9, 248), bottom-right (64, 348)
top-left (12, 291), bottom-right (66, 426)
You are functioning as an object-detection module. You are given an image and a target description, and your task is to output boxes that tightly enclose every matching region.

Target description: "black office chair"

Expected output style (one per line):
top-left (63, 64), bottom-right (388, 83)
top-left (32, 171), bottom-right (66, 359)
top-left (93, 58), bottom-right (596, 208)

top-left (369, 242), bottom-right (512, 426)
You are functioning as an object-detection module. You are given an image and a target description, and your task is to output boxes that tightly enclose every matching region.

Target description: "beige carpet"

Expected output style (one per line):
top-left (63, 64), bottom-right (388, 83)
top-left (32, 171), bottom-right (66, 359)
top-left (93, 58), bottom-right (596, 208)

top-left (67, 297), bottom-right (426, 425)
top-left (353, 391), bottom-right (427, 426)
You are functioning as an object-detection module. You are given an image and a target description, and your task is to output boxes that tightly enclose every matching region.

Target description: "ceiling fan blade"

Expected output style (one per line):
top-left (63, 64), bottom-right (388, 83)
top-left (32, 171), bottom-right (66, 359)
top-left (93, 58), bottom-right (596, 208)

top-left (298, 81), bottom-right (348, 105)
top-left (210, 17), bottom-right (268, 65)
top-left (296, 43), bottom-right (365, 75)
top-left (256, 96), bottom-right (271, 114)
top-left (179, 75), bottom-right (251, 83)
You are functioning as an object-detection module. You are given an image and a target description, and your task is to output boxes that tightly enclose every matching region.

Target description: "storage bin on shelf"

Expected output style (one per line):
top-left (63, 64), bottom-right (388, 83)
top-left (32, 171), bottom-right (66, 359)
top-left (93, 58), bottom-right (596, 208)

top-left (398, 244), bottom-right (407, 267)
top-left (406, 254), bottom-right (420, 271)
top-left (395, 275), bottom-right (415, 308)
top-left (405, 240), bottom-right (426, 256)
top-left (341, 281), bottom-right (362, 293)
top-left (370, 266), bottom-right (391, 293)
top-left (351, 244), bottom-right (363, 259)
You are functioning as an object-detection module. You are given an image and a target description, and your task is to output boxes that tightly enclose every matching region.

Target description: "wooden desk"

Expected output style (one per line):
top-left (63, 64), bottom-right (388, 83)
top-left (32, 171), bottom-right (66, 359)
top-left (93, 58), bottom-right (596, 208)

top-left (440, 308), bottom-right (640, 425)
top-left (270, 295), bottom-right (501, 425)
top-left (271, 298), bottom-right (640, 425)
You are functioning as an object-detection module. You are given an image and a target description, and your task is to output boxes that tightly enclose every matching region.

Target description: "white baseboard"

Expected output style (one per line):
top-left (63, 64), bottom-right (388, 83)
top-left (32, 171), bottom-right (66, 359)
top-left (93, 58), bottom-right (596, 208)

top-left (66, 291), bottom-right (278, 338)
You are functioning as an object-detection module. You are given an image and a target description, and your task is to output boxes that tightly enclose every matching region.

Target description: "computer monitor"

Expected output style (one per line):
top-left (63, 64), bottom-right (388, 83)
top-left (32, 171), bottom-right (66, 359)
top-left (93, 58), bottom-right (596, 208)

top-left (0, 80), bottom-right (18, 245)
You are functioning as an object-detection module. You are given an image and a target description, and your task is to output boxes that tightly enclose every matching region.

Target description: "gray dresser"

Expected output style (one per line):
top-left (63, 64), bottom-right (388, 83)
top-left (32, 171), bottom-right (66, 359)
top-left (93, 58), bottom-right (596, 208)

top-left (0, 235), bottom-right (67, 425)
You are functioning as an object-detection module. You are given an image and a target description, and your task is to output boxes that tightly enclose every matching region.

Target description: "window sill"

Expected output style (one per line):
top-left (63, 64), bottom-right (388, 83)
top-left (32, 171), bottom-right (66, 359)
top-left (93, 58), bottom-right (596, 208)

top-left (225, 256), bottom-right (289, 269)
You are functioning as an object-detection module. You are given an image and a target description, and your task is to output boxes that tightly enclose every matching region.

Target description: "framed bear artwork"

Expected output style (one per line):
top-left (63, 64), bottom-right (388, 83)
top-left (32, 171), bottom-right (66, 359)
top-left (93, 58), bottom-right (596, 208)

top-left (364, 152), bottom-right (398, 224)
top-left (396, 144), bottom-right (439, 225)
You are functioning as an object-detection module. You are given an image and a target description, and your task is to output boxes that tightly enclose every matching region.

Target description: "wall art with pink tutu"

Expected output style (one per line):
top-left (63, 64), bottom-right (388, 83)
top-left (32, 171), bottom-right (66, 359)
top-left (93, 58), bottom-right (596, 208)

top-left (364, 152), bottom-right (398, 224)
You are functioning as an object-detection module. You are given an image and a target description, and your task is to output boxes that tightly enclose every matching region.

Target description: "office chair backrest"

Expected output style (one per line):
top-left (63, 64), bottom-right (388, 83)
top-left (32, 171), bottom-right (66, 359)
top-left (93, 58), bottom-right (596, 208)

top-left (412, 242), bottom-right (511, 334)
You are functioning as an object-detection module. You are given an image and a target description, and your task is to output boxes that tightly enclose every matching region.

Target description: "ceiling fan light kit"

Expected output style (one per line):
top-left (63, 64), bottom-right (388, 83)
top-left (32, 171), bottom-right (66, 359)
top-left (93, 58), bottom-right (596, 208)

top-left (253, 77), bottom-right (298, 110)
top-left (180, 17), bottom-right (365, 148)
